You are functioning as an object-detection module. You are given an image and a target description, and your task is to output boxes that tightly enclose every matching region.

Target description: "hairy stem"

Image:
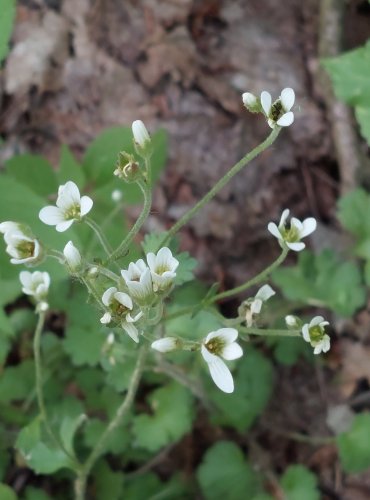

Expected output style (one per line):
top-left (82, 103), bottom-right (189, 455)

top-left (212, 247), bottom-right (289, 302)
top-left (160, 127), bottom-right (281, 248)
top-left (84, 217), bottom-right (113, 257)
top-left (240, 327), bottom-right (301, 337)
top-left (75, 345), bottom-right (148, 500)
top-left (107, 179), bottom-right (152, 264)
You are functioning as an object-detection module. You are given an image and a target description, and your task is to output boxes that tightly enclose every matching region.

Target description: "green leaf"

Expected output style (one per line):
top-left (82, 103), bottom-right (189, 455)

top-left (123, 473), bottom-right (188, 500)
top-left (174, 252), bottom-right (197, 285)
top-left (132, 382), bottom-right (194, 452)
top-left (23, 487), bottom-right (52, 500)
top-left (0, 360), bottom-right (35, 403)
top-left (141, 232), bottom-right (168, 254)
top-left (355, 106), bottom-right (370, 145)
top-left (0, 0), bottom-right (16, 64)
top-left (0, 484), bottom-right (17, 500)
top-left (337, 413), bottom-right (370, 473)
top-left (94, 460), bottom-right (125, 500)
top-left (272, 250), bottom-right (366, 317)
top-left (197, 441), bottom-right (260, 500)
top-left (280, 465), bottom-right (319, 500)
top-left (323, 41), bottom-right (370, 107)
top-left (337, 189), bottom-right (370, 239)
top-left (6, 154), bottom-right (58, 197)
top-left (58, 146), bottom-right (86, 187)
top-left (62, 287), bottom-right (105, 366)
top-left (210, 348), bottom-right (273, 432)
top-left (270, 336), bottom-right (313, 366)
top-left (16, 418), bottom-right (74, 474)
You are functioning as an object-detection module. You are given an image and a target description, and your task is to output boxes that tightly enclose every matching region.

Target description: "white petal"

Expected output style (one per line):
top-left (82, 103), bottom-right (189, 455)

top-left (260, 91), bottom-right (272, 116)
top-left (80, 196), bottom-right (93, 217)
top-left (55, 220), bottom-right (74, 232)
top-left (322, 335), bottom-right (331, 352)
top-left (56, 181), bottom-right (81, 210)
top-left (286, 241), bottom-right (305, 252)
top-left (267, 222), bottom-right (282, 240)
top-left (313, 344), bottom-right (322, 355)
top-left (222, 342), bottom-right (243, 361)
top-left (205, 328), bottom-right (238, 345)
top-left (114, 292), bottom-right (133, 309)
top-left (251, 298), bottom-right (263, 314)
top-left (102, 287), bottom-right (117, 306)
top-left (100, 312), bottom-right (112, 324)
top-left (301, 324), bottom-right (310, 342)
top-left (310, 316), bottom-right (324, 327)
top-left (279, 209), bottom-right (290, 227)
top-left (277, 112), bottom-right (294, 127)
top-left (201, 344), bottom-right (217, 363)
top-left (0, 221), bottom-right (21, 234)
top-left (207, 356), bottom-right (234, 393)
top-left (280, 88), bottom-right (295, 111)
top-left (300, 217), bottom-right (317, 238)
top-left (39, 206), bottom-right (64, 226)
top-left (255, 284), bottom-right (275, 302)
top-left (123, 322), bottom-right (139, 342)
top-left (290, 217), bottom-right (303, 233)
top-left (19, 271), bottom-right (32, 288)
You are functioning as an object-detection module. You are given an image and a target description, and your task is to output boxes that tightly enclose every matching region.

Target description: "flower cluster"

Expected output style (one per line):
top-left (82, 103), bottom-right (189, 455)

top-left (101, 247), bottom-right (179, 342)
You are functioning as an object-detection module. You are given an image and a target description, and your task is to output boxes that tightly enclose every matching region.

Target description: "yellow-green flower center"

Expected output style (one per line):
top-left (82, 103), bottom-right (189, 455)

top-left (270, 100), bottom-right (283, 121)
top-left (64, 204), bottom-right (81, 220)
top-left (155, 264), bottom-right (170, 276)
top-left (17, 240), bottom-right (35, 258)
top-left (112, 301), bottom-right (130, 317)
top-left (206, 338), bottom-right (225, 356)
top-left (282, 225), bottom-right (300, 243)
top-left (309, 325), bottom-right (324, 343)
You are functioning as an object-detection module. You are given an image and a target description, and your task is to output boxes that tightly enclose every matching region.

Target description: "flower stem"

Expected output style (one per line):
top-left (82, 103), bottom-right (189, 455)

top-left (84, 217), bottom-right (113, 257)
top-left (212, 247), bottom-right (289, 302)
top-left (34, 312), bottom-right (79, 466)
top-left (240, 326), bottom-right (301, 337)
top-left (106, 179), bottom-right (152, 264)
top-left (74, 345), bottom-right (148, 500)
top-left (160, 127), bottom-right (281, 248)
top-left (164, 247), bottom-right (288, 322)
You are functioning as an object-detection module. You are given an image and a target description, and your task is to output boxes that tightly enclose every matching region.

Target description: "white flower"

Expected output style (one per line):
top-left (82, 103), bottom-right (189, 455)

top-left (0, 221), bottom-right (41, 265)
top-left (147, 247), bottom-right (179, 292)
top-left (201, 328), bottom-right (243, 393)
top-left (267, 209), bottom-right (317, 251)
top-left (63, 241), bottom-right (82, 271)
top-left (100, 287), bottom-right (142, 343)
top-left (121, 259), bottom-right (154, 303)
top-left (19, 271), bottom-right (50, 302)
top-left (151, 337), bottom-right (178, 353)
top-left (132, 120), bottom-right (150, 148)
top-left (39, 181), bottom-right (93, 232)
top-left (302, 316), bottom-right (330, 355)
top-left (244, 284), bottom-right (276, 327)
top-left (261, 87), bottom-right (295, 128)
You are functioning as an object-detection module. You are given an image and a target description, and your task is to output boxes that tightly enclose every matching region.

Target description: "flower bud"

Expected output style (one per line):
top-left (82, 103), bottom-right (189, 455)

top-left (132, 120), bottom-right (152, 159)
top-left (151, 337), bottom-right (178, 353)
top-left (242, 92), bottom-right (261, 113)
top-left (111, 190), bottom-right (123, 202)
top-left (285, 315), bottom-right (300, 328)
top-left (63, 241), bottom-right (82, 272)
